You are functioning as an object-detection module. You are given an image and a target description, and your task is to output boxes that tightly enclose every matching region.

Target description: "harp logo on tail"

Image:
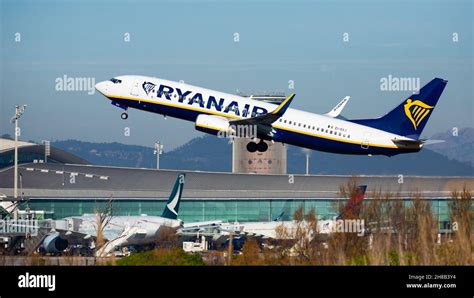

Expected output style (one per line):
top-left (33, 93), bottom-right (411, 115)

top-left (403, 99), bottom-right (433, 130)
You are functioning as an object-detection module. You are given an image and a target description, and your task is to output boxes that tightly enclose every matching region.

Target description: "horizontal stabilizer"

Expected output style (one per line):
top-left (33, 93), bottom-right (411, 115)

top-left (392, 139), bottom-right (445, 147)
top-left (420, 139), bottom-right (445, 145)
top-left (392, 139), bottom-right (423, 149)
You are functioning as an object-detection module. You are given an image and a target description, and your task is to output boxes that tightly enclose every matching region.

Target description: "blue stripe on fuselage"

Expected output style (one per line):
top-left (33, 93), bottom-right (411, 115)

top-left (271, 128), bottom-right (416, 156)
top-left (112, 97), bottom-right (203, 121)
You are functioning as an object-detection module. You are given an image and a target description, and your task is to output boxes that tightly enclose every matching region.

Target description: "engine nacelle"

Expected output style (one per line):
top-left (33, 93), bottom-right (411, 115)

top-left (195, 114), bottom-right (231, 136)
top-left (42, 232), bottom-right (69, 253)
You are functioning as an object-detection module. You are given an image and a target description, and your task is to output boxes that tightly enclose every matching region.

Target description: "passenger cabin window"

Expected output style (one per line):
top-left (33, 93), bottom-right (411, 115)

top-left (110, 78), bottom-right (122, 84)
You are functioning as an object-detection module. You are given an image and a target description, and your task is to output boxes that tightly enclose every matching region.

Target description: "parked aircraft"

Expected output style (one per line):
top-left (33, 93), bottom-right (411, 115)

top-left (40, 173), bottom-right (186, 257)
top-left (179, 185), bottom-right (367, 242)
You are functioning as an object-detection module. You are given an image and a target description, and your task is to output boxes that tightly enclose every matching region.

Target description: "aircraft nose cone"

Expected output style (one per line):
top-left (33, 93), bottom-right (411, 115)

top-left (95, 81), bottom-right (108, 95)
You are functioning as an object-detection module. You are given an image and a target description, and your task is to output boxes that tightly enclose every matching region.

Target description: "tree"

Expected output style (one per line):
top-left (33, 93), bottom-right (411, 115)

top-left (94, 197), bottom-right (114, 250)
top-left (232, 238), bottom-right (263, 265)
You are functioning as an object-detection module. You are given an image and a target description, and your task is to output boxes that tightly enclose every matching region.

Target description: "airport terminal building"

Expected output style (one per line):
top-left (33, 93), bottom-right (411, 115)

top-left (0, 138), bottom-right (472, 231)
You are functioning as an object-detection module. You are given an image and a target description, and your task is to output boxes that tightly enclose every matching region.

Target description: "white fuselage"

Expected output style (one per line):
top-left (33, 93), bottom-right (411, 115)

top-left (65, 215), bottom-right (182, 246)
top-left (220, 219), bottom-right (361, 240)
top-left (95, 75), bottom-right (418, 156)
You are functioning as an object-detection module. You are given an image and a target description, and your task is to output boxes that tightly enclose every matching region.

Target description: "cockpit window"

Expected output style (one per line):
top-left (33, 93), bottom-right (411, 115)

top-left (110, 78), bottom-right (122, 84)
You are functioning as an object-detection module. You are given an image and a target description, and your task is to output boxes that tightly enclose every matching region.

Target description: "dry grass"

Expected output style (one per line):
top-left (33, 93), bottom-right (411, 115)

top-left (229, 181), bottom-right (473, 266)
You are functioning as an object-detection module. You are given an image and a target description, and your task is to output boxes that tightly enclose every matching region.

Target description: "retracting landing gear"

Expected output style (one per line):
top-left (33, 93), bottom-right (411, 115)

top-left (257, 140), bottom-right (268, 152)
top-left (110, 101), bottom-right (129, 120)
top-left (246, 140), bottom-right (268, 153)
top-left (247, 142), bottom-right (258, 153)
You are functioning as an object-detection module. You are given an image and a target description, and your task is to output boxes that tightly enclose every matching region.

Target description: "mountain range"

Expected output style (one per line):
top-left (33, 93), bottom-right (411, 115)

top-left (427, 127), bottom-right (474, 167)
top-left (44, 128), bottom-right (474, 176)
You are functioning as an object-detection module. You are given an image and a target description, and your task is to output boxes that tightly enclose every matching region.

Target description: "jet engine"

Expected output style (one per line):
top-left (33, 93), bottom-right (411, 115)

top-left (41, 232), bottom-right (69, 253)
top-left (195, 114), bottom-right (232, 136)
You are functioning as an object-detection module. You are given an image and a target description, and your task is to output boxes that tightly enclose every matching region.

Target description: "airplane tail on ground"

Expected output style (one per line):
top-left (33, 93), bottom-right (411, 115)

top-left (337, 185), bottom-right (367, 220)
top-left (351, 78), bottom-right (447, 140)
top-left (161, 173), bottom-right (186, 220)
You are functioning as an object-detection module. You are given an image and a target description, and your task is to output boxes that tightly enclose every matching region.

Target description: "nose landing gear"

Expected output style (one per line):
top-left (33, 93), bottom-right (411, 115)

top-left (110, 101), bottom-right (129, 120)
top-left (246, 140), bottom-right (268, 153)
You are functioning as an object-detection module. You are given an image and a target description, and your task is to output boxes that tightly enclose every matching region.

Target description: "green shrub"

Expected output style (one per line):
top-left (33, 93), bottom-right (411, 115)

top-left (116, 248), bottom-right (205, 266)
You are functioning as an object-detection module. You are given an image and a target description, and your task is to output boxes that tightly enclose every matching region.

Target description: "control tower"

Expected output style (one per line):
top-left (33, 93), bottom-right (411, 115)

top-left (232, 93), bottom-right (288, 174)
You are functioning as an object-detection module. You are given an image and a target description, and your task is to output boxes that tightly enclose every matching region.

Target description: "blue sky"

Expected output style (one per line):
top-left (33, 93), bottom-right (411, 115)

top-left (1, 0), bottom-right (472, 150)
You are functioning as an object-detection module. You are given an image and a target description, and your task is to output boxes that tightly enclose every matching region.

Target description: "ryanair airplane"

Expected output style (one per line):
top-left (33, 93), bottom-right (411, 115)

top-left (95, 76), bottom-right (447, 156)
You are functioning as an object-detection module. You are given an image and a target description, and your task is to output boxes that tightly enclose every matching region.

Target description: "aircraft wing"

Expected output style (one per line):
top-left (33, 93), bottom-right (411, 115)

top-left (230, 93), bottom-right (295, 127)
top-left (178, 222), bottom-right (268, 239)
top-left (178, 220), bottom-right (224, 235)
top-left (34, 219), bottom-right (97, 243)
top-left (228, 230), bottom-right (270, 239)
top-left (61, 229), bottom-right (97, 242)
top-left (324, 96), bottom-right (350, 118)
top-left (182, 220), bottom-right (223, 229)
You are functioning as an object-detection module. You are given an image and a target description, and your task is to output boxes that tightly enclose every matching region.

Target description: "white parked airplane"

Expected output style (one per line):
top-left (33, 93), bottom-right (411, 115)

top-left (95, 76), bottom-right (447, 156)
top-left (40, 173), bottom-right (186, 257)
top-left (180, 185), bottom-right (367, 241)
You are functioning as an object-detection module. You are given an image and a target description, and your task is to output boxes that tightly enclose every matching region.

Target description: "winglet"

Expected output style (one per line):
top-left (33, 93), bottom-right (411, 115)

top-left (271, 93), bottom-right (295, 116)
top-left (161, 173), bottom-right (186, 220)
top-left (325, 96), bottom-right (350, 118)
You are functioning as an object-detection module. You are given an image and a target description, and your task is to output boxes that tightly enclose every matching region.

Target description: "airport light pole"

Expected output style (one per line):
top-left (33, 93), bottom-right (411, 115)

top-left (42, 140), bottom-right (51, 163)
top-left (10, 105), bottom-right (27, 219)
top-left (306, 154), bottom-right (310, 176)
top-left (302, 148), bottom-right (311, 176)
top-left (154, 142), bottom-right (163, 169)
